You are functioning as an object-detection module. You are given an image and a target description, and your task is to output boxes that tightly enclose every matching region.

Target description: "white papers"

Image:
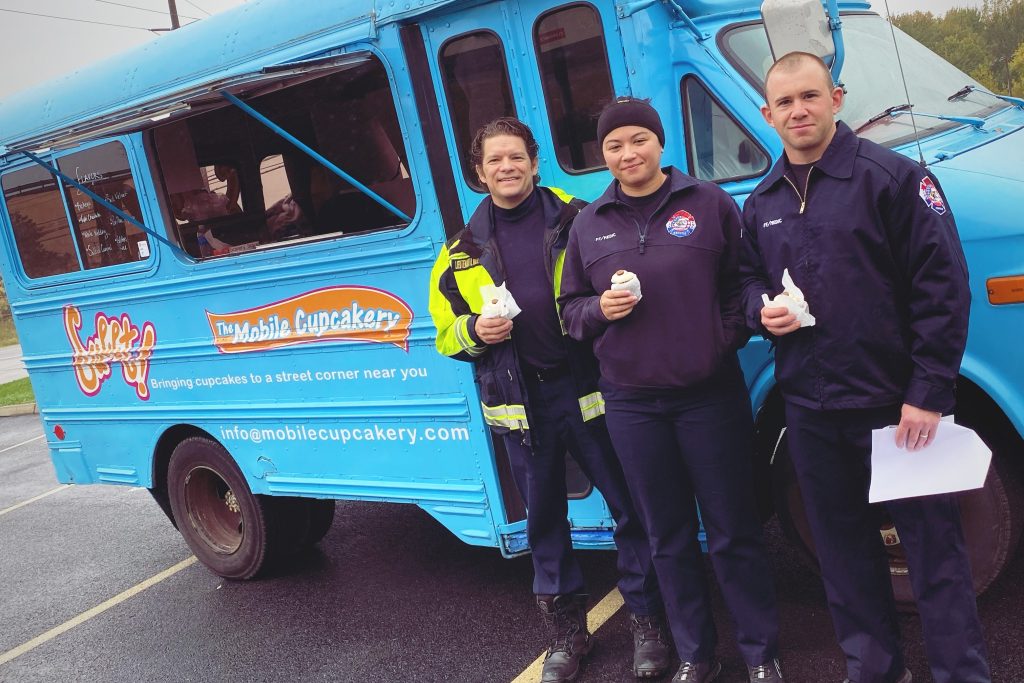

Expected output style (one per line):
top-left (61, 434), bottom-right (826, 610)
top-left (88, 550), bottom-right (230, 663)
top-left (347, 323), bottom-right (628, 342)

top-left (868, 421), bottom-right (992, 503)
top-left (479, 282), bottom-right (521, 319)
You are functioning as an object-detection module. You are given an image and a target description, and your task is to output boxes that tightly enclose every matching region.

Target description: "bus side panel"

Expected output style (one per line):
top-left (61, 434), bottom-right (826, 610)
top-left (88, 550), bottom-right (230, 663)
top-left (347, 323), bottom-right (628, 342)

top-left (0, 30), bottom-right (512, 549)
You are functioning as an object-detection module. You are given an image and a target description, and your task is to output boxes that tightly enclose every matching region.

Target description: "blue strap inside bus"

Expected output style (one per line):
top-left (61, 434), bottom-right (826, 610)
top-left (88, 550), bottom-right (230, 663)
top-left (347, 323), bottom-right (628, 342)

top-left (21, 150), bottom-right (185, 256)
top-left (220, 91), bottom-right (413, 224)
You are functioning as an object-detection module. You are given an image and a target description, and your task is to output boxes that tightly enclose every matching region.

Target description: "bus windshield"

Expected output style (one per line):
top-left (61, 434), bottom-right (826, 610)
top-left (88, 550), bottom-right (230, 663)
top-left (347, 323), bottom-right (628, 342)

top-left (721, 13), bottom-right (1009, 148)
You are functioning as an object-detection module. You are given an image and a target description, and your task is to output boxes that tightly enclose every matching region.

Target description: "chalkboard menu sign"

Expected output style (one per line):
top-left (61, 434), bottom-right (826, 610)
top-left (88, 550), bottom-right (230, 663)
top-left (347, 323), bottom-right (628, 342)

top-left (57, 142), bottom-right (150, 270)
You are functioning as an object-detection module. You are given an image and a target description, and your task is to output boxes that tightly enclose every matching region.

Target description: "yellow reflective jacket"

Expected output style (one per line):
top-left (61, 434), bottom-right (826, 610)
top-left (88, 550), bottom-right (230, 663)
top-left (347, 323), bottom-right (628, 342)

top-left (428, 187), bottom-right (605, 438)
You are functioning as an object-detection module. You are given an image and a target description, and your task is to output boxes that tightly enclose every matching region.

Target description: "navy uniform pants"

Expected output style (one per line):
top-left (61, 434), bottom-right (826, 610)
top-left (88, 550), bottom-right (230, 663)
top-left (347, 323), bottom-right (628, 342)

top-left (599, 360), bottom-right (779, 666)
top-left (784, 402), bottom-right (991, 683)
top-left (502, 369), bottom-right (662, 616)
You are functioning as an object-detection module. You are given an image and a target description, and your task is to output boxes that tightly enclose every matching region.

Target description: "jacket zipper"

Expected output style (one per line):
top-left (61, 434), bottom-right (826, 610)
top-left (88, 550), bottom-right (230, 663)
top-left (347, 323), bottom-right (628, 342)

top-left (783, 167), bottom-right (815, 214)
top-left (631, 192), bottom-right (673, 255)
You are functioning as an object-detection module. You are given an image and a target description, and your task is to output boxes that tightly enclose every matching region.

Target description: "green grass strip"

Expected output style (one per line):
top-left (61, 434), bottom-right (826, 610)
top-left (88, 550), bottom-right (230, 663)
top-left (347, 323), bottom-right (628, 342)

top-left (0, 378), bottom-right (34, 407)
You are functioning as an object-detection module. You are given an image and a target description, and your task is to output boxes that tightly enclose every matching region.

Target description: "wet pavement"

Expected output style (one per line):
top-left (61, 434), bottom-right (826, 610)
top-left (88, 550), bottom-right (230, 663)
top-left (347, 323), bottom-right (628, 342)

top-left (1, 413), bottom-right (1022, 682)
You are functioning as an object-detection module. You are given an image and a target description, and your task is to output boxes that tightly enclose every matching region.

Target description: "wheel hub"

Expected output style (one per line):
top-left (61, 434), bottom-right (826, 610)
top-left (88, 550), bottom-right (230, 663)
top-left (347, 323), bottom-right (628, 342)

top-left (183, 466), bottom-right (244, 554)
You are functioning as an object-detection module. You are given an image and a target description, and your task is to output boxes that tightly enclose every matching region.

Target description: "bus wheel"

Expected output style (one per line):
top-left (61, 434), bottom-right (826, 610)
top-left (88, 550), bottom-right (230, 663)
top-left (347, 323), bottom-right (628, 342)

top-left (302, 499), bottom-right (336, 546)
top-left (167, 437), bottom-right (284, 580)
top-left (772, 432), bottom-right (1023, 610)
top-left (275, 498), bottom-right (336, 550)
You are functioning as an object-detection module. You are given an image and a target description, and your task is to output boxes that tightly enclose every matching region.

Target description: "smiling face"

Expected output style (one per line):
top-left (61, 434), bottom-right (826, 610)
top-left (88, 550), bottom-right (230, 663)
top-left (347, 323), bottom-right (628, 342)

top-left (475, 134), bottom-right (539, 209)
top-left (601, 125), bottom-right (666, 196)
top-left (761, 57), bottom-right (844, 164)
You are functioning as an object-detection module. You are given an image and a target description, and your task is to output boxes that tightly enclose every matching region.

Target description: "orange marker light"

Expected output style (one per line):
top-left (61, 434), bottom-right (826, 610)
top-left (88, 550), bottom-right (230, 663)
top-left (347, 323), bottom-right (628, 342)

top-left (987, 276), bottom-right (1024, 305)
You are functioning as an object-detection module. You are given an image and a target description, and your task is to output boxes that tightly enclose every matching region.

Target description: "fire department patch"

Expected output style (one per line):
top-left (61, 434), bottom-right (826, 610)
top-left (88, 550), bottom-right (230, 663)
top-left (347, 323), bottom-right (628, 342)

top-left (666, 209), bottom-right (697, 237)
top-left (919, 176), bottom-right (947, 215)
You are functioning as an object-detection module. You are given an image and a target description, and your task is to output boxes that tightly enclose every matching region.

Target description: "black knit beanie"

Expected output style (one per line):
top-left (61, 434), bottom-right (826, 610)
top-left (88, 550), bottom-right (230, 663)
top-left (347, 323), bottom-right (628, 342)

top-left (596, 97), bottom-right (665, 147)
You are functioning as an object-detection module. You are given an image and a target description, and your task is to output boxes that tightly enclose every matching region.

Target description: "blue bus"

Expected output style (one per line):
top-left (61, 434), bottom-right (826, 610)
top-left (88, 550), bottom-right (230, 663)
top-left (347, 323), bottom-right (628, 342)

top-left (0, 0), bottom-right (1021, 601)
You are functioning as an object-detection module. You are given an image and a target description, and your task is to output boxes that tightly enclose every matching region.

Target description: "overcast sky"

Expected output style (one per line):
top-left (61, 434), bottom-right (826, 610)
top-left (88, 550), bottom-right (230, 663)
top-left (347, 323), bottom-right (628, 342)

top-left (0, 0), bottom-right (987, 100)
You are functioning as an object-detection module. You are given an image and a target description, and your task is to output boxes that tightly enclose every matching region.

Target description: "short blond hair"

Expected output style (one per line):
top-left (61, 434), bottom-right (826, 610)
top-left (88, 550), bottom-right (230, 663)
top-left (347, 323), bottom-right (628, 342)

top-left (764, 52), bottom-right (834, 98)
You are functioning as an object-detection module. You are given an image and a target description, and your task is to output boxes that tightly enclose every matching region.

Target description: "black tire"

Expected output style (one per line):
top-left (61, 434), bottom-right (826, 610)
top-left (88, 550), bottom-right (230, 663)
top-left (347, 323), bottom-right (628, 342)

top-left (773, 431), bottom-right (1024, 609)
top-left (302, 499), bottom-right (336, 546)
top-left (166, 436), bottom-right (286, 580)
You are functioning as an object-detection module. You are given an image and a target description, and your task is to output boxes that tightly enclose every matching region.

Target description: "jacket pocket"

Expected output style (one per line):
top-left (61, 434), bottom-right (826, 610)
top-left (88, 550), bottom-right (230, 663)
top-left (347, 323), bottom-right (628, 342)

top-left (476, 367), bottom-right (529, 433)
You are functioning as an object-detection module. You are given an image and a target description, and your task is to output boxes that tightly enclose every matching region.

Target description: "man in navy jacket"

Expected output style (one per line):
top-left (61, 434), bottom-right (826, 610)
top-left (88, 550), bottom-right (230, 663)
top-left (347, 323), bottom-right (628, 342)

top-left (740, 52), bottom-right (990, 683)
top-left (429, 117), bottom-right (667, 682)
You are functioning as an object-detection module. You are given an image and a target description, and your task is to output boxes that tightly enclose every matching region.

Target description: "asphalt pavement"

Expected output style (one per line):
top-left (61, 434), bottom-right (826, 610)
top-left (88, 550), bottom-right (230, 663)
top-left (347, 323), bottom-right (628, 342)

top-left (1, 413), bottom-right (1022, 682)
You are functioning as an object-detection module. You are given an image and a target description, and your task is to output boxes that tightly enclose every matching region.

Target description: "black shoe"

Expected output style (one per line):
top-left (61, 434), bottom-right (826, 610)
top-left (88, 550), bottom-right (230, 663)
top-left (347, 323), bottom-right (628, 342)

top-left (842, 670), bottom-right (911, 683)
top-left (748, 658), bottom-right (784, 682)
top-left (538, 594), bottom-right (594, 683)
top-left (630, 613), bottom-right (672, 678)
top-left (672, 660), bottom-right (721, 682)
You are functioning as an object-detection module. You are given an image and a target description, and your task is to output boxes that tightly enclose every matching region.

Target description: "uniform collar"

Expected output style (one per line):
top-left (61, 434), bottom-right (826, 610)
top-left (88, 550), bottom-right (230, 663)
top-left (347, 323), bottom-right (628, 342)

top-left (591, 166), bottom-right (699, 212)
top-left (756, 120), bottom-right (861, 195)
top-left (466, 186), bottom-right (566, 242)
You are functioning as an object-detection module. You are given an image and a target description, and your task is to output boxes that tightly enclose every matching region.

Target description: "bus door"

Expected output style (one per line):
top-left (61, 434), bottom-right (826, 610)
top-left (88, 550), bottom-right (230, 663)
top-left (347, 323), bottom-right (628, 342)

top-left (420, 0), bottom-right (632, 547)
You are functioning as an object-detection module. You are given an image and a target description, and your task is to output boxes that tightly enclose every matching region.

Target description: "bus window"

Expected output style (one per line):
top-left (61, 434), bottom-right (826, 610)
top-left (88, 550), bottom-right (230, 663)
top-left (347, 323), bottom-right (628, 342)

top-left (680, 77), bottom-right (769, 183)
top-left (152, 55), bottom-right (416, 259)
top-left (439, 31), bottom-right (516, 190)
top-left (260, 156), bottom-right (290, 210)
top-left (203, 164), bottom-right (243, 212)
top-left (2, 165), bottom-right (81, 278)
top-left (2, 141), bottom-right (149, 278)
top-left (533, 3), bottom-right (614, 173)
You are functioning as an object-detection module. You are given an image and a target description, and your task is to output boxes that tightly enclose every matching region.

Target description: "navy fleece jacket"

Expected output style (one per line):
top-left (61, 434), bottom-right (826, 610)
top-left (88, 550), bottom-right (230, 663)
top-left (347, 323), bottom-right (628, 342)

top-left (559, 167), bottom-right (749, 389)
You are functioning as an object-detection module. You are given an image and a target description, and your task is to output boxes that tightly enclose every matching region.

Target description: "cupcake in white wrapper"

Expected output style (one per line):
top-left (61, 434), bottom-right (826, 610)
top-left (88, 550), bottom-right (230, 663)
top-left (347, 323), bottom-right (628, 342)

top-left (761, 268), bottom-right (815, 327)
top-left (610, 269), bottom-right (642, 300)
top-left (479, 282), bottom-right (521, 319)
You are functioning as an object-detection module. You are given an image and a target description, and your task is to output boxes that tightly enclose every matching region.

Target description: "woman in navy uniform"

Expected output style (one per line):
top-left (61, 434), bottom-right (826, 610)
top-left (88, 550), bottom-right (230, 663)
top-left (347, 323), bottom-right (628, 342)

top-left (559, 98), bottom-right (782, 683)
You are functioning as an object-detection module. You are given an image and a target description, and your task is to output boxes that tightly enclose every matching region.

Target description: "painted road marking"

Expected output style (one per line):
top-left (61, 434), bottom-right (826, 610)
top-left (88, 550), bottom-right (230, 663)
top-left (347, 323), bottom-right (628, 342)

top-left (0, 556), bottom-right (198, 667)
top-left (0, 434), bottom-right (44, 455)
top-left (0, 485), bottom-right (71, 518)
top-left (509, 587), bottom-right (624, 683)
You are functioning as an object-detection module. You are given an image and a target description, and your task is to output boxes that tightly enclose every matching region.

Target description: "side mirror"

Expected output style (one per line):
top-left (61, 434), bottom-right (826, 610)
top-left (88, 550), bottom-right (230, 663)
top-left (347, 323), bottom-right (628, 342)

top-left (760, 0), bottom-right (835, 63)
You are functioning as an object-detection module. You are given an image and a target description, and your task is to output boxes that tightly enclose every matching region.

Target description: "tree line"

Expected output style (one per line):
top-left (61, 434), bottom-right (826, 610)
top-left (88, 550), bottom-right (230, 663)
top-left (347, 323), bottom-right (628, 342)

top-left (894, 0), bottom-right (1024, 95)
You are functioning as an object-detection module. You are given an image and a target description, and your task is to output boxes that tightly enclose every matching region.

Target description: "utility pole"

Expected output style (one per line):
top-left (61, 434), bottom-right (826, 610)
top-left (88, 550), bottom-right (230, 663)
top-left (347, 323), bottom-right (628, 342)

top-left (168, 0), bottom-right (181, 30)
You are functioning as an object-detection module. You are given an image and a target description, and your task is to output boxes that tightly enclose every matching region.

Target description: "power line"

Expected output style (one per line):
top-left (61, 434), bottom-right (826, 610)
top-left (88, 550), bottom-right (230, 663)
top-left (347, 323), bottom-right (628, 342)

top-left (182, 0), bottom-right (211, 16)
top-left (0, 8), bottom-right (155, 31)
top-left (94, 0), bottom-right (200, 21)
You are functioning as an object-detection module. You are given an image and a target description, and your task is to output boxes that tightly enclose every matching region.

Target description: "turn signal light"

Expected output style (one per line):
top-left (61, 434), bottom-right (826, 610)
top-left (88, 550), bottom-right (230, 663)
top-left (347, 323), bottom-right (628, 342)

top-left (987, 276), bottom-right (1024, 305)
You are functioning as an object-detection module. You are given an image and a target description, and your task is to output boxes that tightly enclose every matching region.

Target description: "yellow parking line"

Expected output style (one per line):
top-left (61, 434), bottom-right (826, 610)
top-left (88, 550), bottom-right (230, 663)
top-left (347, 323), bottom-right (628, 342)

top-left (0, 485), bottom-right (71, 518)
top-left (0, 556), bottom-right (198, 667)
top-left (509, 588), bottom-right (625, 683)
top-left (0, 434), bottom-right (44, 456)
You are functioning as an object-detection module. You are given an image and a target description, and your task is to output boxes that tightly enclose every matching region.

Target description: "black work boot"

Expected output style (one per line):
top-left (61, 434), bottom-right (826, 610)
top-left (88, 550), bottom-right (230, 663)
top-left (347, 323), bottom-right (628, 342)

top-left (672, 660), bottom-right (721, 682)
top-left (842, 669), bottom-right (911, 683)
top-left (630, 613), bottom-right (672, 678)
top-left (748, 658), bottom-right (784, 682)
top-left (537, 594), bottom-right (594, 683)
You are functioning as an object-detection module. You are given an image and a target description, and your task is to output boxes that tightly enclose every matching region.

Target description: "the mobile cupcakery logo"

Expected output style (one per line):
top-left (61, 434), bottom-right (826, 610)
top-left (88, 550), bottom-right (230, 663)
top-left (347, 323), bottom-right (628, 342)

top-left (919, 176), bottom-right (947, 216)
top-left (64, 305), bottom-right (157, 400)
top-left (666, 209), bottom-right (697, 237)
top-left (206, 285), bottom-right (414, 354)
